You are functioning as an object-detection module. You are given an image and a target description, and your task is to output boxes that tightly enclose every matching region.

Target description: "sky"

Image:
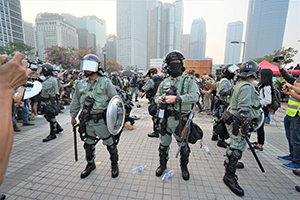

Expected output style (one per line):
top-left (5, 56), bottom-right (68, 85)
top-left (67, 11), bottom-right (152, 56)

top-left (20, 0), bottom-right (300, 66)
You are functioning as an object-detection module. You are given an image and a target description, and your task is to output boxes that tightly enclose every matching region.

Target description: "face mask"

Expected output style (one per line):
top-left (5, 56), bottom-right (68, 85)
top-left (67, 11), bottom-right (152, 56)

top-left (85, 72), bottom-right (96, 77)
top-left (169, 63), bottom-right (183, 77)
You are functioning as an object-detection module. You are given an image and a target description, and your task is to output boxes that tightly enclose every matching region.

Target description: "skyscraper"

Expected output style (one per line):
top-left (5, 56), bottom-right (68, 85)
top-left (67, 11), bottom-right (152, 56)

top-left (148, 1), bottom-right (163, 60)
top-left (35, 13), bottom-right (78, 60)
top-left (189, 18), bottom-right (206, 59)
top-left (23, 21), bottom-right (35, 48)
top-left (77, 28), bottom-right (96, 51)
top-left (105, 34), bottom-right (117, 59)
top-left (162, 0), bottom-right (183, 56)
top-left (181, 34), bottom-right (189, 58)
top-left (117, 0), bottom-right (148, 70)
top-left (224, 21), bottom-right (243, 64)
top-left (78, 16), bottom-right (106, 57)
top-left (0, 0), bottom-right (24, 46)
top-left (244, 0), bottom-right (290, 60)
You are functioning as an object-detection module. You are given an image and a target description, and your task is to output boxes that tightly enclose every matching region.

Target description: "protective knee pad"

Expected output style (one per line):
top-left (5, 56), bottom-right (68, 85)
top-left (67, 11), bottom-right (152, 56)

top-left (180, 145), bottom-right (191, 156)
top-left (158, 144), bottom-right (168, 155)
top-left (107, 144), bottom-right (118, 154)
top-left (84, 143), bottom-right (95, 161)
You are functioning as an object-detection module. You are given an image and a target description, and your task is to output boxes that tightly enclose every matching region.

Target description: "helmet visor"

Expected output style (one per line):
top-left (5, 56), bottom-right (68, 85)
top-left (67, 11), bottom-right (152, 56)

top-left (80, 60), bottom-right (98, 72)
top-left (227, 64), bottom-right (239, 73)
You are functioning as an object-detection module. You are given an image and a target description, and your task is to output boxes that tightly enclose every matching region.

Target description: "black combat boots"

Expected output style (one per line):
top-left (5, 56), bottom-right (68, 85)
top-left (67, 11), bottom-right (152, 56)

top-left (155, 144), bottom-right (168, 177)
top-left (180, 146), bottom-right (190, 181)
top-left (217, 140), bottom-right (228, 148)
top-left (223, 150), bottom-right (244, 196)
top-left (81, 143), bottom-right (96, 178)
top-left (148, 131), bottom-right (160, 138)
top-left (42, 122), bottom-right (57, 142)
top-left (107, 144), bottom-right (119, 178)
top-left (56, 122), bottom-right (64, 134)
top-left (135, 96), bottom-right (139, 102)
top-left (80, 162), bottom-right (96, 179)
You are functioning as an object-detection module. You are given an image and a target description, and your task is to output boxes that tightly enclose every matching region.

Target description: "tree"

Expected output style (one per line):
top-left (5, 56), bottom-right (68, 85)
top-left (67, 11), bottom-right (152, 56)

top-left (254, 47), bottom-right (298, 66)
top-left (0, 42), bottom-right (34, 57)
top-left (44, 45), bottom-right (96, 69)
top-left (101, 58), bottom-right (123, 73)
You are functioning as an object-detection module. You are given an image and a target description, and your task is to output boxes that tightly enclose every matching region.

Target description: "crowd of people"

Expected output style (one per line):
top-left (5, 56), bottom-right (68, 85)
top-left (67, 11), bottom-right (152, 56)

top-left (1, 51), bottom-right (300, 200)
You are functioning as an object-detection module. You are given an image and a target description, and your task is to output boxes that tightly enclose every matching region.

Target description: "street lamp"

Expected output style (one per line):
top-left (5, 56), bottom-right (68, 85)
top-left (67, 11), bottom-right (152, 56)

top-left (231, 41), bottom-right (245, 63)
top-left (103, 50), bottom-right (107, 72)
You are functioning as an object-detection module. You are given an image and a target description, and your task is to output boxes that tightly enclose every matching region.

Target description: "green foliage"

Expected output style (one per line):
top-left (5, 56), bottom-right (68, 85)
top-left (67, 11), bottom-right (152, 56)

top-left (254, 47), bottom-right (298, 66)
top-left (44, 45), bottom-right (97, 69)
top-left (0, 42), bottom-right (34, 56)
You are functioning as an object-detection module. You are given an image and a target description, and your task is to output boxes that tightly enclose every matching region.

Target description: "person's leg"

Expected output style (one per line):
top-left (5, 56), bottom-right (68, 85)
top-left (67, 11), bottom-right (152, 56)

top-left (291, 115), bottom-right (300, 166)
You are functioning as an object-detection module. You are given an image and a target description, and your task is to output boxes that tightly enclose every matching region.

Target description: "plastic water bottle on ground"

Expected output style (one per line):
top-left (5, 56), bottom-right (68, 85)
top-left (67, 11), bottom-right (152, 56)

top-left (162, 170), bottom-right (175, 181)
top-left (66, 122), bottom-right (69, 125)
top-left (141, 117), bottom-right (144, 120)
top-left (142, 111), bottom-right (146, 114)
top-left (204, 145), bottom-right (210, 154)
top-left (131, 165), bottom-right (146, 174)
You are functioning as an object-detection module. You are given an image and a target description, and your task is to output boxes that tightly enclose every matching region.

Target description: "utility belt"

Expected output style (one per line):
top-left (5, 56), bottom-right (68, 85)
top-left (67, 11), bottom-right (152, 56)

top-left (166, 109), bottom-right (189, 121)
top-left (231, 105), bottom-right (261, 110)
top-left (88, 112), bottom-right (105, 123)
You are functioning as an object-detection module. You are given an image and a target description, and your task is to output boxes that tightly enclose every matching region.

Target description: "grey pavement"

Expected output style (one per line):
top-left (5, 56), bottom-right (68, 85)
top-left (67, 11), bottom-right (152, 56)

top-left (0, 98), bottom-right (299, 200)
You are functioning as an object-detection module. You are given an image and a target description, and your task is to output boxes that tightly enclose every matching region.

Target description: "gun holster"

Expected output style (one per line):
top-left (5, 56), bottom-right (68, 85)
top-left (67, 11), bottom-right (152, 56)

top-left (220, 110), bottom-right (234, 125)
top-left (78, 124), bottom-right (88, 141)
top-left (232, 121), bottom-right (240, 136)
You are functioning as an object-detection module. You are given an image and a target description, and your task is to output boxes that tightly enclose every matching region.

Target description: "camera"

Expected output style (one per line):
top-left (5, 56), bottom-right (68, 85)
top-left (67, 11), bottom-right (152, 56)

top-left (273, 55), bottom-right (287, 62)
top-left (166, 85), bottom-right (178, 96)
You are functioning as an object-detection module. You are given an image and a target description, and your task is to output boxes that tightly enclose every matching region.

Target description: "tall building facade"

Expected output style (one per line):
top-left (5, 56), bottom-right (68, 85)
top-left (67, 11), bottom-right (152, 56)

top-left (189, 18), bottom-right (206, 59)
top-left (181, 34), bottom-right (189, 58)
top-left (23, 20), bottom-right (35, 48)
top-left (77, 28), bottom-right (96, 51)
top-left (105, 34), bottom-right (117, 59)
top-left (117, 0), bottom-right (148, 70)
top-left (244, 0), bottom-right (290, 60)
top-left (224, 21), bottom-right (243, 64)
top-left (147, 0), bottom-right (184, 62)
top-left (162, 0), bottom-right (183, 56)
top-left (35, 13), bottom-right (78, 60)
top-left (78, 16), bottom-right (106, 57)
top-left (148, 1), bottom-right (163, 60)
top-left (0, 0), bottom-right (24, 46)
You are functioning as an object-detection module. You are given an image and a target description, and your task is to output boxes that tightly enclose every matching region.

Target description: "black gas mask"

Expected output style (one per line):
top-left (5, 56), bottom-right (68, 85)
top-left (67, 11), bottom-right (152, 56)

top-left (168, 62), bottom-right (183, 78)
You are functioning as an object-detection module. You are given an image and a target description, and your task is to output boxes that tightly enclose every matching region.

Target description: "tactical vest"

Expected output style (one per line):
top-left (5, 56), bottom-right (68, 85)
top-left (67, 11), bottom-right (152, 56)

top-left (286, 90), bottom-right (300, 117)
top-left (161, 75), bottom-right (193, 113)
top-left (78, 76), bottom-right (109, 111)
top-left (229, 80), bottom-right (261, 119)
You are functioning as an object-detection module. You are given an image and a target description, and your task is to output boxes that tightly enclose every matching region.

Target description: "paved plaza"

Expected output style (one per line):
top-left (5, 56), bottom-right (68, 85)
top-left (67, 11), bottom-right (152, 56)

top-left (0, 98), bottom-right (299, 199)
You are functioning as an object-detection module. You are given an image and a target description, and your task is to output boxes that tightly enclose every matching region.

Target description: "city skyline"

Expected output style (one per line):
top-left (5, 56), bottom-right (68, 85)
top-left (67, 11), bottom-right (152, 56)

top-left (20, 0), bottom-right (300, 66)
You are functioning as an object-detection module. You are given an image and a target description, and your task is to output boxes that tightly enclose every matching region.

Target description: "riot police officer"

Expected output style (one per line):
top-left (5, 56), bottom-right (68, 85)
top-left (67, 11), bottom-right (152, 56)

top-left (39, 63), bottom-right (63, 142)
top-left (223, 61), bottom-right (261, 196)
top-left (213, 64), bottom-right (239, 147)
top-left (70, 54), bottom-right (119, 179)
top-left (130, 73), bottom-right (140, 102)
top-left (142, 68), bottom-right (164, 138)
top-left (154, 51), bottom-right (199, 181)
top-left (111, 72), bottom-right (123, 89)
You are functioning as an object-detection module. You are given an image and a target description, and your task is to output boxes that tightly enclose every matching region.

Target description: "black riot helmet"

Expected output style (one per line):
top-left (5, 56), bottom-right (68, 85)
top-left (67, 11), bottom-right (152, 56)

top-left (163, 50), bottom-right (186, 75)
top-left (80, 54), bottom-right (102, 74)
top-left (146, 68), bottom-right (158, 77)
top-left (39, 63), bottom-right (53, 77)
top-left (222, 64), bottom-right (239, 80)
top-left (239, 60), bottom-right (259, 78)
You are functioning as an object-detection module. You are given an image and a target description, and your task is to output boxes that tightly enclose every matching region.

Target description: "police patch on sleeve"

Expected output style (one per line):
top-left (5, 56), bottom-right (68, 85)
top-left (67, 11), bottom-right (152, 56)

top-left (165, 81), bottom-right (171, 87)
top-left (82, 82), bottom-right (87, 87)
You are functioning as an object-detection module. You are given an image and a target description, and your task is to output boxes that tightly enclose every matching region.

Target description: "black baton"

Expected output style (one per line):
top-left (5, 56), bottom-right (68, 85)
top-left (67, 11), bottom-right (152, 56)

top-left (244, 135), bottom-right (265, 173)
top-left (73, 123), bottom-right (79, 162)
